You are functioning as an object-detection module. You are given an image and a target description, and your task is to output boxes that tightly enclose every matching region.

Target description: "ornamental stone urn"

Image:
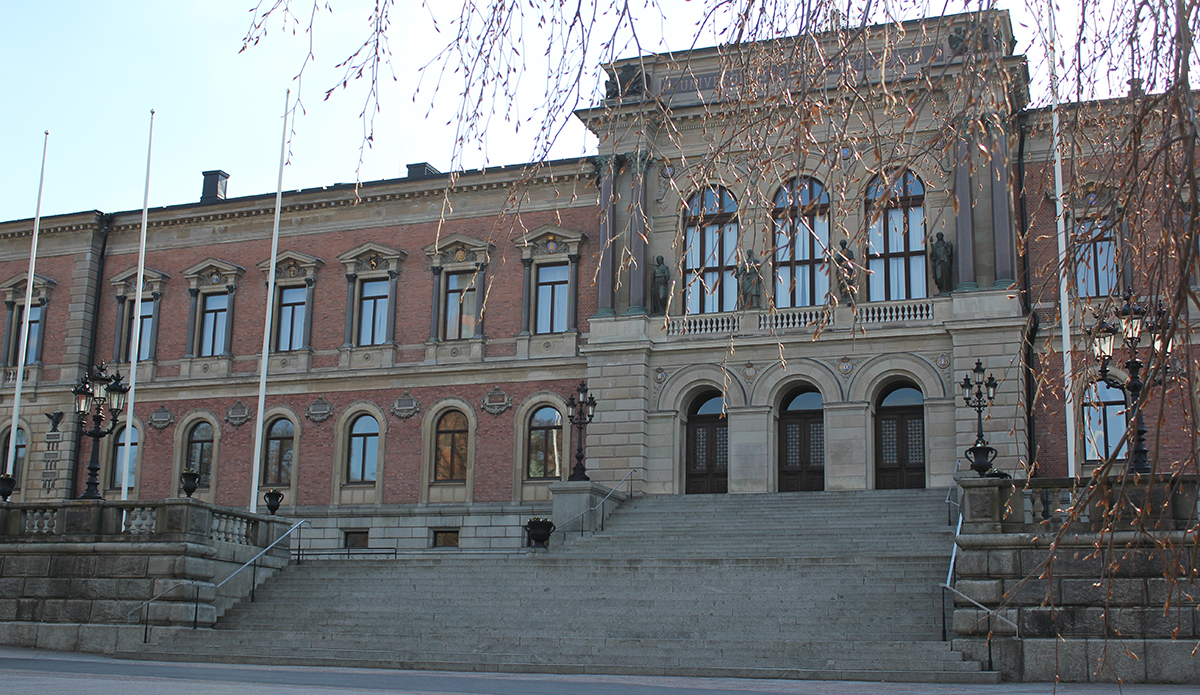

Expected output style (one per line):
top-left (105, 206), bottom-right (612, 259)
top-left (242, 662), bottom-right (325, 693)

top-left (524, 518), bottom-right (555, 549)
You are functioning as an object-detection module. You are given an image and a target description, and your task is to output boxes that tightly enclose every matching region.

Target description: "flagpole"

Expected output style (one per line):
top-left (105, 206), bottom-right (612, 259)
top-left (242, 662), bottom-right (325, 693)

top-left (249, 90), bottom-right (290, 513)
top-left (119, 110), bottom-right (155, 501)
top-left (1047, 0), bottom-right (1078, 477)
top-left (5, 132), bottom-right (50, 487)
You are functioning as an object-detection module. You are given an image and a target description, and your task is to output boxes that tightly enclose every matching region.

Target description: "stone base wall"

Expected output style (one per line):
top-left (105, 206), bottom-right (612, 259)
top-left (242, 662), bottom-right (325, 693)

top-left (292, 502), bottom-right (552, 551)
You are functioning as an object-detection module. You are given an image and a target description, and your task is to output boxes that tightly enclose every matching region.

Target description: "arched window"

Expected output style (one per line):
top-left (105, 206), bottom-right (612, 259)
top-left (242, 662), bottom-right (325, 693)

top-left (876, 384), bottom-right (925, 489)
top-left (866, 171), bottom-right (927, 301)
top-left (684, 187), bottom-right (738, 314)
top-left (1075, 219), bottom-right (1118, 298)
top-left (347, 415), bottom-right (379, 483)
top-left (262, 418), bottom-right (294, 487)
top-left (185, 422), bottom-right (215, 488)
top-left (2, 428), bottom-right (26, 490)
top-left (778, 388), bottom-right (824, 491)
top-left (1084, 381), bottom-right (1127, 463)
top-left (773, 177), bottom-right (830, 308)
top-left (435, 411), bottom-right (469, 481)
top-left (109, 426), bottom-right (139, 490)
top-left (686, 393), bottom-right (728, 494)
top-left (526, 406), bottom-right (563, 479)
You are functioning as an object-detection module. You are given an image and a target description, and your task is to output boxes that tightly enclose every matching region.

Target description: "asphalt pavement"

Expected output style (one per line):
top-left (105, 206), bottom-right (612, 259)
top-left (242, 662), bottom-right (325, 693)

top-left (0, 647), bottom-right (1195, 695)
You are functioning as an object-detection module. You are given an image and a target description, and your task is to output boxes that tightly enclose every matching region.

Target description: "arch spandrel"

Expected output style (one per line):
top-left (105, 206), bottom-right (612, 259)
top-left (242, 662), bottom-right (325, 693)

top-left (848, 352), bottom-right (947, 403)
top-left (655, 363), bottom-right (747, 413)
top-left (752, 358), bottom-right (845, 407)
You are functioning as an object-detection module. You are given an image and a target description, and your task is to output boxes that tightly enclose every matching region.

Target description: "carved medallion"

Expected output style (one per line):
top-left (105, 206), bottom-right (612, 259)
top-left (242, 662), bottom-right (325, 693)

top-left (481, 386), bottom-right (512, 416)
top-left (654, 368), bottom-right (666, 384)
top-left (208, 270), bottom-right (223, 285)
top-left (742, 362), bottom-right (757, 381)
top-left (936, 353), bottom-right (951, 370)
top-left (391, 392), bottom-right (420, 419)
top-left (225, 400), bottom-right (252, 427)
top-left (838, 357), bottom-right (854, 376)
top-left (149, 406), bottom-right (175, 430)
top-left (306, 396), bottom-right (334, 423)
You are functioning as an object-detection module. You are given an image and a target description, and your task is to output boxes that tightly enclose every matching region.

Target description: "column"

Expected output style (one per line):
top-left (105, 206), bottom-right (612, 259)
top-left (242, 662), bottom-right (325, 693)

top-left (518, 258), bottom-right (532, 335)
top-left (148, 291), bottom-right (162, 360)
top-left (112, 295), bottom-right (127, 362)
top-left (385, 269), bottom-right (398, 344)
top-left (184, 289), bottom-right (199, 358)
top-left (954, 136), bottom-right (978, 291)
top-left (990, 126), bottom-right (1015, 288)
top-left (342, 274), bottom-right (356, 347)
top-left (594, 155), bottom-right (617, 317)
top-left (301, 279), bottom-right (315, 350)
top-left (625, 150), bottom-right (651, 315)
top-left (567, 253), bottom-right (580, 332)
top-left (428, 267), bottom-right (442, 342)
top-left (221, 286), bottom-right (236, 356)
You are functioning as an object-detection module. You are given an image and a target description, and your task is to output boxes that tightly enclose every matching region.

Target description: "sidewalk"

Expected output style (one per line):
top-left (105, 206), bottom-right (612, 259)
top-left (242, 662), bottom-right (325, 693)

top-left (0, 647), bottom-right (1194, 695)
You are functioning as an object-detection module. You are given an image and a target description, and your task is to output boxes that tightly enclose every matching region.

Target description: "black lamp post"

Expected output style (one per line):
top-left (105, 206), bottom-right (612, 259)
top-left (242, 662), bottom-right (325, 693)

top-left (73, 365), bottom-right (129, 500)
top-left (565, 380), bottom-right (597, 481)
top-left (961, 359), bottom-right (999, 477)
top-left (1086, 291), bottom-right (1174, 475)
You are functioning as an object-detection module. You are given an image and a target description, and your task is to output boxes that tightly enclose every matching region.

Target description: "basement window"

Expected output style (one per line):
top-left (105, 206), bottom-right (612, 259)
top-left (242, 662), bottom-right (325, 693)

top-left (344, 530), bottom-right (369, 548)
top-left (431, 529), bottom-right (460, 548)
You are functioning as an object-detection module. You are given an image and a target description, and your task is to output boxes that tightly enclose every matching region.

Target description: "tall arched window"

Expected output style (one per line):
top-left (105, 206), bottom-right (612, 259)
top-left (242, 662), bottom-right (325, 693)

top-left (347, 415), bottom-right (379, 483)
top-left (1084, 381), bottom-right (1127, 463)
top-left (2, 428), bottom-right (26, 490)
top-left (684, 187), bottom-right (738, 314)
top-left (110, 426), bottom-right (139, 490)
top-left (773, 177), bottom-right (830, 308)
top-left (686, 393), bottom-right (728, 494)
top-left (526, 406), bottom-right (563, 479)
top-left (262, 418), bottom-right (294, 486)
top-left (185, 422), bottom-right (215, 488)
top-left (778, 388), bottom-right (824, 491)
top-left (876, 384), bottom-right (925, 489)
top-left (435, 410), bottom-right (469, 481)
top-left (866, 171), bottom-right (926, 301)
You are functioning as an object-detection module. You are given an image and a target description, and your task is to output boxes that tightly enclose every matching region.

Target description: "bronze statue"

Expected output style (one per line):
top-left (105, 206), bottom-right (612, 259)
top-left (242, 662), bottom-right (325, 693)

top-left (930, 231), bottom-right (954, 294)
top-left (651, 255), bottom-right (670, 315)
top-left (832, 239), bottom-right (857, 301)
top-left (737, 251), bottom-right (764, 309)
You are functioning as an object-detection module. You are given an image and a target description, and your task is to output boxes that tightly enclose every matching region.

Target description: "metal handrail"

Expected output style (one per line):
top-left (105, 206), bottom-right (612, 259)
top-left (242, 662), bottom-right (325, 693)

top-left (553, 469), bottom-right (637, 538)
top-left (127, 518), bottom-right (308, 641)
top-left (941, 582), bottom-right (1021, 638)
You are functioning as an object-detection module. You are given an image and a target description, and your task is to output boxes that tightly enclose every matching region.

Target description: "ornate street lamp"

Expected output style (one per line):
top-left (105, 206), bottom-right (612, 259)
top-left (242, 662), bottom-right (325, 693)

top-left (961, 359), bottom-right (1000, 477)
top-left (565, 380), bottom-right (597, 481)
top-left (74, 365), bottom-right (129, 500)
top-left (1086, 291), bottom-right (1173, 475)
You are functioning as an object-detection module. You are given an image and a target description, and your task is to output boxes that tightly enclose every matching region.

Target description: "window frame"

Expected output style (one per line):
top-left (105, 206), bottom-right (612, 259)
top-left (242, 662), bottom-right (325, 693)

top-left (683, 187), bottom-right (739, 315)
top-left (181, 259), bottom-right (245, 360)
top-left (2, 427), bottom-right (27, 492)
top-left (865, 170), bottom-right (927, 302)
top-left (258, 251), bottom-right (323, 354)
top-left (778, 388), bottom-right (825, 492)
top-left (261, 417), bottom-right (296, 487)
top-left (109, 266), bottom-right (168, 365)
top-left (1074, 218), bottom-right (1119, 299)
top-left (685, 392), bottom-right (729, 494)
top-left (185, 420), bottom-right (216, 489)
top-left (514, 225), bottom-right (585, 337)
top-left (525, 406), bottom-right (564, 480)
top-left (108, 424), bottom-right (140, 491)
top-left (434, 410), bottom-right (470, 482)
top-left (1083, 380), bottom-right (1127, 464)
top-left (772, 177), bottom-right (831, 309)
top-left (443, 271), bottom-right (479, 341)
top-left (1, 272), bottom-right (55, 370)
top-left (336, 243), bottom-right (405, 350)
top-left (425, 234), bottom-right (493, 343)
top-left (875, 384), bottom-right (926, 490)
top-left (534, 263), bottom-right (570, 334)
top-left (346, 414), bottom-right (379, 484)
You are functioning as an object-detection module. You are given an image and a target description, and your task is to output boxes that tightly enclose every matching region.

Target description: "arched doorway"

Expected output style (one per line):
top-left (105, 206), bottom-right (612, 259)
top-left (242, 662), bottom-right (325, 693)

top-left (778, 388), bottom-right (824, 491)
top-left (875, 384), bottom-right (925, 489)
top-left (685, 393), bottom-right (727, 494)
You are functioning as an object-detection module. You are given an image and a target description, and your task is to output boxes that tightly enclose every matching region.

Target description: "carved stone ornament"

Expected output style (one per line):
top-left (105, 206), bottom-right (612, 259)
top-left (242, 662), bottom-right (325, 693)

top-left (654, 368), bottom-right (667, 384)
top-left (442, 245), bottom-right (477, 265)
top-left (225, 400), bottom-right (253, 427)
top-left (355, 253), bottom-right (389, 272)
top-left (306, 396), bottom-right (334, 423)
top-left (208, 270), bottom-right (223, 285)
top-left (742, 362), bottom-right (757, 381)
top-left (391, 392), bottom-right (421, 419)
top-left (481, 386), bottom-right (512, 416)
top-left (149, 406), bottom-right (175, 430)
top-left (283, 261), bottom-right (305, 278)
top-left (838, 357), bottom-right (854, 376)
top-left (936, 353), bottom-right (951, 370)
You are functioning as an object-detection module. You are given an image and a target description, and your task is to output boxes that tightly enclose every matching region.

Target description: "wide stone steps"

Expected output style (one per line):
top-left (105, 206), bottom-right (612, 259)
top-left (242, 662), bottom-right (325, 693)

top-left (121, 489), bottom-right (993, 683)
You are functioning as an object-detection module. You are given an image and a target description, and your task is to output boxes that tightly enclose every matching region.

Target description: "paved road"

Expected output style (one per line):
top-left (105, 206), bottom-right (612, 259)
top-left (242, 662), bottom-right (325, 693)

top-left (0, 647), bottom-right (1195, 695)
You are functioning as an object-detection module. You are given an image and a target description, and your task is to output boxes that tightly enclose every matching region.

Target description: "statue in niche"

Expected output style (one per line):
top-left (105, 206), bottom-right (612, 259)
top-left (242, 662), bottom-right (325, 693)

top-left (930, 232), bottom-right (954, 294)
top-left (737, 250), bottom-right (764, 310)
top-left (832, 239), bottom-right (857, 302)
top-left (651, 255), bottom-right (670, 315)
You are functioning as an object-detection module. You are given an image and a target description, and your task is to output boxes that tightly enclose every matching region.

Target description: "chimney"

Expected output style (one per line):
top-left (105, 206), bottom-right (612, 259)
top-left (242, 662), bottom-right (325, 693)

top-left (201, 170), bottom-right (229, 203)
top-left (1128, 78), bottom-right (1144, 98)
top-left (406, 162), bottom-right (441, 179)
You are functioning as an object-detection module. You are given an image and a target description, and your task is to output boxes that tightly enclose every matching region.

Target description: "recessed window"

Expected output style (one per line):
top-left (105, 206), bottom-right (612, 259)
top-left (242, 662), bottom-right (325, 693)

top-left (535, 265), bottom-right (570, 334)
top-left (684, 187), bottom-right (738, 314)
top-left (432, 529), bottom-right (460, 547)
top-left (773, 177), bottom-right (830, 308)
top-left (1084, 381), bottom-right (1127, 463)
top-left (126, 301), bottom-right (154, 361)
top-left (347, 414), bottom-right (379, 483)
top-left (276, 287), bottom-right (307, 351)
top-left (262, 418), bottom-right (294, 487)
top-left (344, 530), bottom-right (370, 548)
top-left (109, 426), bottom-right (139, 490)
top-left (10, 304), bottom-right (43, 365)
top-left (2, 428), bottom-right (26, 491)
top-left (199, 293), bottom-right (228, 357)
top-left (866, 171), bottom-right (927, 302)
top-left (434, 410), bottom-right (469, 481)
top-left (445, 272), bottom-right (478, 340)
top-left (358, 280), bottom-right (390, 346)
top-left (1075, 219), bottom-right (1118, 298)
top-left (526, 406), bottom-right (563, 479)
top-left (185, 422), bottom-right (215, 488)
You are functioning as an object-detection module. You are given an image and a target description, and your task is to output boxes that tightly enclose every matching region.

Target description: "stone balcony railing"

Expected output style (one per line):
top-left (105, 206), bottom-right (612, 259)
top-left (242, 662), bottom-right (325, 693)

top-left (660, 296), bottom-right (943, 338)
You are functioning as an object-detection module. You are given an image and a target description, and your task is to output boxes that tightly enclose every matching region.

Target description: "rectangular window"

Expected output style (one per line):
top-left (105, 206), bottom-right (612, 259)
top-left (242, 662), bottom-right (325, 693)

top-left (1076, 220), bottom-right (1118, 298)
top-left (126, 300), bottom-right (154, 361)
top-left (358, 280), bottom-right (389, 346)
top-left (535, 264), bottom-right (569, 334)
top-left (14, 305), bottom-right (42, 365)
top-left (276, 286), bottom-right (307, 351)
top-left (344, 530), bottom-right (370, 548)
top-left (684, 222), bottom-right (737, 314)
top-left (199, 293), bottom-right (228, 357)
top-left (445, 272), bottom-right (477, 340)
top-left (432, 529), bottom-right (460, 548)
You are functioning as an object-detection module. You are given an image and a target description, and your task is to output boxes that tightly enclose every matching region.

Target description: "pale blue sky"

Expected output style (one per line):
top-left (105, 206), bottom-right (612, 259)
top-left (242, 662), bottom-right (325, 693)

top-left (0, 1), bottom-right (1070, 223)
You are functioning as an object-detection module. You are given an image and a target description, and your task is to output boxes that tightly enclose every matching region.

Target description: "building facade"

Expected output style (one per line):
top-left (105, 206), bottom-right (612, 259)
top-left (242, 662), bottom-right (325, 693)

top-left (0, 10), bottom-right (1193, 549)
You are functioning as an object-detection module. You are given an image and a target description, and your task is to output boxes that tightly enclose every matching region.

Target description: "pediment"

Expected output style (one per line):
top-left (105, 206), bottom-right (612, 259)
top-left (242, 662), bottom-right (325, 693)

top-left (514, 225), bottom-right (586, 259)
top-left (257, 250), bottom-right (324, 280)
top-left (109, 267), bottom-right (170, 295)
top-left (180, 259), bottom-right (245, 289)
top-left (0, 273), bottom-right (56, 303)
top-left (423, 233), bottom-right (493, 266)
top-left (336, 243), bottom-right (405, 274)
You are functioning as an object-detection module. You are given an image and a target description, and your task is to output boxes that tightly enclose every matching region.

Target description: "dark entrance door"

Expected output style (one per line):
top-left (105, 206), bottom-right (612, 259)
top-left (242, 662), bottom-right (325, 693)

top-left (686, 394), bottom-right (727, 494)
top-left (876, 403), bottom-right (925, 489)
top-left (778, 389), bottom-right (824, 491)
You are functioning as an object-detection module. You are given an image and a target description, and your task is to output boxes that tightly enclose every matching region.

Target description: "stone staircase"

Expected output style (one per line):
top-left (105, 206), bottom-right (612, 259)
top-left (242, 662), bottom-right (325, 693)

top-left (119, 489), bottom-right (997, 683)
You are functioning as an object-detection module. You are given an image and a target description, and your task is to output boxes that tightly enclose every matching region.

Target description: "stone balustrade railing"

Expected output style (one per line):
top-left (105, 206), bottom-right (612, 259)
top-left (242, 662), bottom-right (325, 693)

top-left (659, 297), bottom-right (944, 339)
